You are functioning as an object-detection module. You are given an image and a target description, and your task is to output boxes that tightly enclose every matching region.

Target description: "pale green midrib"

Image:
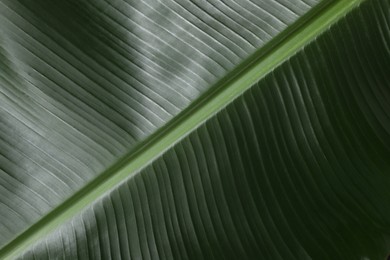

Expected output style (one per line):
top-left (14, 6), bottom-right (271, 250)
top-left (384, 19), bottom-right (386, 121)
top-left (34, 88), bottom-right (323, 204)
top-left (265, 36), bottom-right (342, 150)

top-left (0, 0), bottom-right (365, 258)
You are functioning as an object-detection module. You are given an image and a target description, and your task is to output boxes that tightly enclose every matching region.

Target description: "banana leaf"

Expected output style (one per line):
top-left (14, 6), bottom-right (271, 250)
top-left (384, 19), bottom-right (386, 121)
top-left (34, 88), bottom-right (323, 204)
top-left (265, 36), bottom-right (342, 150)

top-left (0, 0), bottom-right (389, 259)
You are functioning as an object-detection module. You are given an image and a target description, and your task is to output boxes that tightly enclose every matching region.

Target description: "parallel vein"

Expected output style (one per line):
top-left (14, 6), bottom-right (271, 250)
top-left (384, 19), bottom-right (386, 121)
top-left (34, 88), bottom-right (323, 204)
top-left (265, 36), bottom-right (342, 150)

top-left (0, 0), bottom-right (370, 258)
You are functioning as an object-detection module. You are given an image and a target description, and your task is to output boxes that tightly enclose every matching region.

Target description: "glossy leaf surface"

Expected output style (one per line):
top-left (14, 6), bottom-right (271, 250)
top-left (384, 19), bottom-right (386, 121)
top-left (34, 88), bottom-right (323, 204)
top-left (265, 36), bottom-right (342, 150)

top-left (0, 0), bottom-right (321, 247)
top-left (1, 0), bottom-right (390, 259)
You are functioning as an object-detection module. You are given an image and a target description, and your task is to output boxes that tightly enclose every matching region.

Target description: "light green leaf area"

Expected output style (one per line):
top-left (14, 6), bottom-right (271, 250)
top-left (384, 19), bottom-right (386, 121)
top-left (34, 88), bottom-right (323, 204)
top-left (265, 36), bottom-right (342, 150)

top-left (1, 0), bottom-right (390, 259)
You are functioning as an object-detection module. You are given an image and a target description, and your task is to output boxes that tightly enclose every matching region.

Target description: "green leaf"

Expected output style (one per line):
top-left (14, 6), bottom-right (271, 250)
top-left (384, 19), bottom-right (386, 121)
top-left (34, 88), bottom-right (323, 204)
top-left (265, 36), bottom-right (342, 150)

top-left (0, 0), bottom-right (325, 249)
top-left (1, 0), bottom-right (390, 259)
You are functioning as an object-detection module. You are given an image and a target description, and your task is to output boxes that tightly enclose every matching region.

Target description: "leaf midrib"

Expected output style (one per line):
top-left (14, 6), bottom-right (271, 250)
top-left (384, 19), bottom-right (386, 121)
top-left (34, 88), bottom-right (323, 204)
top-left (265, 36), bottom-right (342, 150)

top-left (0, 0), bottom-right (365, 258)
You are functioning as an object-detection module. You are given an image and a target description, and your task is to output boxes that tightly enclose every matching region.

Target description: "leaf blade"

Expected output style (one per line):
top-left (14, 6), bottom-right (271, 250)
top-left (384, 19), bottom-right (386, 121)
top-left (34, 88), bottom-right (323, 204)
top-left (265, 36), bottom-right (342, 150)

top-left (0, 0), bottom-right (325, 250)
top-left (5, 0), bottom-right (390, 259)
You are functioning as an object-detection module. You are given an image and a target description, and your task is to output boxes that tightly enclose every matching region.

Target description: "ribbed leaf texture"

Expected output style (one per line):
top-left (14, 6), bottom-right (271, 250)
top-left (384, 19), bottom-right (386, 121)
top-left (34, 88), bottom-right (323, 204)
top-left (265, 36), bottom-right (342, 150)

top-left (0, 0), bottom-right (321, 247)
top-left (0, 0), bottom-right (390, 259)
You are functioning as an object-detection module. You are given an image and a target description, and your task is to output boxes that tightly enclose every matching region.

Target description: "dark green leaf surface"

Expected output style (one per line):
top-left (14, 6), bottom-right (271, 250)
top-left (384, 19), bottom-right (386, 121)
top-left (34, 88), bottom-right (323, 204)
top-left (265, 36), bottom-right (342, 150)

top-left (5, 0), bottom-right (390, 259)
top-left (0, 0), bottom-right (322, 248)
